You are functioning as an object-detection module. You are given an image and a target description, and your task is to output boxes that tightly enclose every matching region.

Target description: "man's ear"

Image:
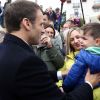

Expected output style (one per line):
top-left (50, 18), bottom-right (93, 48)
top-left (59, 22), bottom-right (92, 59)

top-left (21, 18), bottom-right (31, 31)
top-left (95, 38), bottom-right (100, 46)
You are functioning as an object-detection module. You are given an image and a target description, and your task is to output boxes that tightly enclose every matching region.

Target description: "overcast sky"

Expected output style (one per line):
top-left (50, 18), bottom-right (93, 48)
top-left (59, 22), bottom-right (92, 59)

top-left (36, 0), bottom-right (61, 10)
top-left (1, 0), bottom-right (63, 10)
top-left (1, 0), bottom-right (83, 11)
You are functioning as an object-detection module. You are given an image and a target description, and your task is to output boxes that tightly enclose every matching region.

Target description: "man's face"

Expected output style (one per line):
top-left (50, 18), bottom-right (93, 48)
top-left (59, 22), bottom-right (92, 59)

top-left (81, 32), bottom-right (96, 48)
top-left (63, 23), bottom-right (70, 30)
top-left (30, 10), bottom-right (44, 45)
top-left (43, 15), bottom-right (49, 28)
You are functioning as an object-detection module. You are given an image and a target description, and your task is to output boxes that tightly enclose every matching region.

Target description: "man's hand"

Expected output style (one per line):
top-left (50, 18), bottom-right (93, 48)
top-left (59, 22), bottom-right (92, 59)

top-left (85, 69), bottom-right (100, 87)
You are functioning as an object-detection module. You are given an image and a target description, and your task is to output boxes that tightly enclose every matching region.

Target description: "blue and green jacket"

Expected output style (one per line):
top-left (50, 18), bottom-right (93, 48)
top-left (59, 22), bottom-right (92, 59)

top-left (63, 47), bottom-right (100, 92)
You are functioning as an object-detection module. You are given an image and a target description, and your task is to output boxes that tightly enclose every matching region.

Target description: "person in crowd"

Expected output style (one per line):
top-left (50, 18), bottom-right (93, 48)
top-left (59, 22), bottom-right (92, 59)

top-left (0, 1), bottom-right (3, 26)
top-left (89, 15), bottom-right (100, 23)
top-left (47, 7), bottom-right (56, 24)
top-left (60, 20), bottom-right (77, 56)
top-left (43, 11), bottom-right (63, 51)
top-left (58, 25), bottom-right (100, 100)
top-left (61, 20), bottom-right (76, 40)
top-left (97, 15), bottom-right (100, 21)
top-left (73, 17), bottom-right (81, 27)
top-left (45, 25), bottom-right (63, 51)
top-left (64, 27), bottom-right (84, 70)
top-left (63, 23), bottom-right (100, 100)
top-left (1, 0), bottom-right (11, 27)
top-left (57, 27), bottom-right (83, 87)
top-left (0, 1), bottom-right (100, 100)
top-left (54, 8), bottom-right (61, 31)
top-left (43, 12), bottom-right (53, 28)
top-left (0, 30), bottom-right (5, 43)
top-left (0, 26), bottom-right (6, 43)
top-left (33, 25), bottom-right (64, 71)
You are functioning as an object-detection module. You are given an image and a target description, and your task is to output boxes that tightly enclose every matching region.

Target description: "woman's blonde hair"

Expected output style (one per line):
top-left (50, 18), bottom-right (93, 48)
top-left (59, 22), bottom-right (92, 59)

top-left (65, 27), bottom-right (83, 55)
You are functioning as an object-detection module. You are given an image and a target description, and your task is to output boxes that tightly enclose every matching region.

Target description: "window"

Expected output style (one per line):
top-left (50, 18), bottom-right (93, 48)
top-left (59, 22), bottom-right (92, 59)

top-left (82, 0), bottom-right (87, 2)
top-left (94, 0), bottom-right (100, 3)
top-left (67, 0), bottom-right (71, 3)
top-left (73, 3), bottom-right (80, 8)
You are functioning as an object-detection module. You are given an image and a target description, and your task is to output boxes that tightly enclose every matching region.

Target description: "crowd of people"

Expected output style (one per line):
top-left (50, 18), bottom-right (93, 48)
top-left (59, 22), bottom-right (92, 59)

top-left (0, 0), bottom-right (100, 100)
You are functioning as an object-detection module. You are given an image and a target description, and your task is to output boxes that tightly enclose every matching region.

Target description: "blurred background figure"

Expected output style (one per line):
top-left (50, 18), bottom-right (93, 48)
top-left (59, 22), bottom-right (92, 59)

top-left (89, 14), bottom-right (100, 23)
top-left (0, 1), bottom-right (3, 27)
top-left (0, 26), bottom-right (6, 43)
top-left (54, 8), bottom-right (61, 31)
top-left (32, 25), bottom-right (64, 72)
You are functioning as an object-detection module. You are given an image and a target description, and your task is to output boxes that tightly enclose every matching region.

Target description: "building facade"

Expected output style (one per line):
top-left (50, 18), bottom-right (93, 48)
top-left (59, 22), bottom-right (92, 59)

top-left (64, 0), bottom-right (100, 23)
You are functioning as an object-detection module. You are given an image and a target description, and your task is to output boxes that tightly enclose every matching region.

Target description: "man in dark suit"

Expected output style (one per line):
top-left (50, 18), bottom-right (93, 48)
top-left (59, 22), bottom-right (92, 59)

top-left (0, 1), bottom-right (100, 100)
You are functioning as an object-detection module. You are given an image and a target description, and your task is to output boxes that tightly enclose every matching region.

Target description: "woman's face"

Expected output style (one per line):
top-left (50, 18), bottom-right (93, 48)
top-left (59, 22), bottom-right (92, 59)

top-left (45, 27), bottom-right (54, 38)
top-left (70, 30), bottom-right (84, 51)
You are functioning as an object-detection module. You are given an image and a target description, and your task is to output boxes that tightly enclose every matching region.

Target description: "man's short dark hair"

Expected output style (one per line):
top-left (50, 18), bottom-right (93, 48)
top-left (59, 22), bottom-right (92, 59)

top-left (43, 12), bottom-right (50, 20)
top-left (81, 23), bottom-right (100, 39)
top-left (4, 0), bottom-right (42, 33)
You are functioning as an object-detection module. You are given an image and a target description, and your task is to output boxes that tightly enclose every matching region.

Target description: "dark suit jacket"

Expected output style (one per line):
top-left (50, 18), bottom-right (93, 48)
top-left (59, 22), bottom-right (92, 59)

top-left (0, 34), bottom-right (93, 100)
